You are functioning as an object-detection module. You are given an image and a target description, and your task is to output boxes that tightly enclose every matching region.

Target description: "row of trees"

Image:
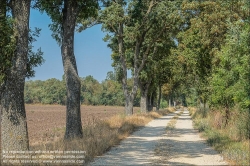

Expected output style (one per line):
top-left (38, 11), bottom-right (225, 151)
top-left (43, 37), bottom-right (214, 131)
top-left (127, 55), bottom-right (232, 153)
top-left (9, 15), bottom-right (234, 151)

top-left (24, 74), bottom-right (141, 106)
top-left (1, 0), bottom-right (249, 154)
top-left (174, 0), bottom-right (249, 122)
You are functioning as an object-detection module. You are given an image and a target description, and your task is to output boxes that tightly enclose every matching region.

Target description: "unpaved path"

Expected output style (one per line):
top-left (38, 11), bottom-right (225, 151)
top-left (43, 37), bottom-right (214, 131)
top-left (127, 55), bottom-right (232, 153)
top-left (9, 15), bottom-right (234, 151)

top-left (89, 108), bottom-right (227, 165)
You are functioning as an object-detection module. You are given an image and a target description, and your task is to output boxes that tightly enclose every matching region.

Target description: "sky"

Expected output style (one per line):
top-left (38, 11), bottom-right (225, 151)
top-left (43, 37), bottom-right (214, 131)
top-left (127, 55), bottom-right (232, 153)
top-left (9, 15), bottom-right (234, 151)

top-left (28, 9), bottom-right (114, 82)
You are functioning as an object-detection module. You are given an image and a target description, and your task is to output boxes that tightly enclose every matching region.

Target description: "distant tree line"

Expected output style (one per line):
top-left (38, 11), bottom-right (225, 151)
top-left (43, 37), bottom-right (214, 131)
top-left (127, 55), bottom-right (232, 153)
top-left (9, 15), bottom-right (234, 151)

top-left (24, 73), bottom-right (141, 106)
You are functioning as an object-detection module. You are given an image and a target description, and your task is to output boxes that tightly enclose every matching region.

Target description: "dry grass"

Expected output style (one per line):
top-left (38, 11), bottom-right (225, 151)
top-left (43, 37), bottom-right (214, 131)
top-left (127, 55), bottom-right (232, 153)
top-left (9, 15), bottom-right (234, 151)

top-left (167, 107), bottom-right (176, 113)
top-left (189, 107), bottom-right (250, 165)
top-left (29, 108), bottom-right (174, 165)
top-left (166, 109), bottom-right (183, 133)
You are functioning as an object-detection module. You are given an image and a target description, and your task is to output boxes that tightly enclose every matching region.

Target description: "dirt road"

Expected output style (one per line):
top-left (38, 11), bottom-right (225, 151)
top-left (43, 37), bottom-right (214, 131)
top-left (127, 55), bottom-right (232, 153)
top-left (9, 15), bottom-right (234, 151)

top-left (89, 108), bottom-right (227, 165)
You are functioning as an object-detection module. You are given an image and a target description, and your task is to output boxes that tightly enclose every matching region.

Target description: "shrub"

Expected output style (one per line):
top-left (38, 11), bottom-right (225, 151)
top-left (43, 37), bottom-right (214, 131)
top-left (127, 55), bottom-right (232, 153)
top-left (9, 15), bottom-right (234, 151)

top-left (160, 100), bottom-right (168, 109)
top-left (194, 118), bottom-right (210, 132)
top-left (222, 141), bottom-right (250, 165)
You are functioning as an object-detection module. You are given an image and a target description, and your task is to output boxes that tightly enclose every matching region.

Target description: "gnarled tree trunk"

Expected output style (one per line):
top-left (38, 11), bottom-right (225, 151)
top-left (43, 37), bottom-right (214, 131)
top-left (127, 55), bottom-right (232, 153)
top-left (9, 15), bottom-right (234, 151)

top-left (1, 0), bottom-right (30, 152)
top-left (62, 1), bottom-right (83, 140)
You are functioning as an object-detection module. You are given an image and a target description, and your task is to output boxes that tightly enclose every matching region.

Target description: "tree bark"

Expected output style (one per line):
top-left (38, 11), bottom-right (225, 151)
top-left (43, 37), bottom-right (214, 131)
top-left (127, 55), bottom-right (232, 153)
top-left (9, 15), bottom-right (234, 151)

top-left (156, 84), bottom-right (162, 110)
top-left (62, 0), bottom-right (83, 140)
top-left (181, 93), bottom-right (187, 107)
top-left (118, 21), bottom-right (141, 115)
top-left (118, 22), bottom-right (133, 115)
top-left (139, 79), bottom-right (151, 113)
top-left (1, 0), bottom-right (30, 152)
top-left (140, 90), bottom-right (148, 113)
top-left (148, 92), bottom-right (154, 111)
top-left (125, 96), bottom-right (134, 115)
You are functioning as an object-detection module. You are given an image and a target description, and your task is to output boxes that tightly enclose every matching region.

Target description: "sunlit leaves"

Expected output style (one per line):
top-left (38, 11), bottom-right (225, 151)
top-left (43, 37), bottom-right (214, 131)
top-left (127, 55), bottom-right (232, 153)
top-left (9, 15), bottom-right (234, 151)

top-left (210, 21), bottom-right (250, 110)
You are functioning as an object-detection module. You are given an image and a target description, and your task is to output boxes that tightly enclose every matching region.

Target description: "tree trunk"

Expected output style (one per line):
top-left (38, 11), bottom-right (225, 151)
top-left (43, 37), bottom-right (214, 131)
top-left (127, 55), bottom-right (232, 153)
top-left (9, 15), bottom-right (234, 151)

top-left (1, 0), bottom-right (30, 151)
top-left (117, 9), bottom-right (152, 115)
top-left (148, 94), bottom-right (152, 111)
top-left (140, 91), bottom-right (148, 113)
top-left (148, 92), bottom-right (155, 111)
top-left (181, 93), bottom-right (187, 107)
top-left (62, 1), bottom-right (83, 140)
top-left (148, 92), bottom-right (156, 111)
top-left (156, 84), bottom-right (162, 110)
top-left (139, 80), bottom-right (151, 113)
top-left (118, 22), bottom-right (132, 115)
top-left (125, 97), bottom-right (134, 115)
top-left (118, 22), bottom-right (139, 115)
top-left (169, 93), bottom-right (172, 108)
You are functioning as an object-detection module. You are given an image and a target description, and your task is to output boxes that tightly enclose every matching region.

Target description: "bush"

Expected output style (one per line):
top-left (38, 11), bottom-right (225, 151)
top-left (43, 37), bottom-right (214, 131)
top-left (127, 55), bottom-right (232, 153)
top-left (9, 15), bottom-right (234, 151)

top-left (222, 141), bottom-right (250, 165)
top-left (160, 100), bottom-right (168, 109)
top-left (228, 110), bottom-right (250, 141)
top-left (191, 106), bottom-right (250, 165)
top-left (194, 118), bottom-right (210, 132)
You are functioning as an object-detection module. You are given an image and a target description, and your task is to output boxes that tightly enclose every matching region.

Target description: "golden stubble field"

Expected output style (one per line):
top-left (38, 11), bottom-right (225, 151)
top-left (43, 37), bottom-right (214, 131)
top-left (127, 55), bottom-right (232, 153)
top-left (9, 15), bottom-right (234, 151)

top-left (25, 105), bottom-right (126, 146)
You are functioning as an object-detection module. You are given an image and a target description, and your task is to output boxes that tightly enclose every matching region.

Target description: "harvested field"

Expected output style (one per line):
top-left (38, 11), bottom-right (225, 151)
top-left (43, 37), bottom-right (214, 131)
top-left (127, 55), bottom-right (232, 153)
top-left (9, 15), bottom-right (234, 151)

top-left (25, 105), bottom-right (127, 146)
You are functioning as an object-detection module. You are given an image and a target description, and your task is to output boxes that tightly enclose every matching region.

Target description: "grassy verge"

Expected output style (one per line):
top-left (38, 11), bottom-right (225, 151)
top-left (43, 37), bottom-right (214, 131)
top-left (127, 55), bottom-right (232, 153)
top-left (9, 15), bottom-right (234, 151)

top-left (189, 107), bottom-right (250, 165)
top-left (30, 108), bottom-right (175, 165)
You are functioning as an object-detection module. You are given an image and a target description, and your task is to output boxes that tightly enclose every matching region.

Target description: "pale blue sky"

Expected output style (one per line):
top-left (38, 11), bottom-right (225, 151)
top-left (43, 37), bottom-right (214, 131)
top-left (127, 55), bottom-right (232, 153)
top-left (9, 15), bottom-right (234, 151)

top-left (28, 9), bottom-right (114, 82)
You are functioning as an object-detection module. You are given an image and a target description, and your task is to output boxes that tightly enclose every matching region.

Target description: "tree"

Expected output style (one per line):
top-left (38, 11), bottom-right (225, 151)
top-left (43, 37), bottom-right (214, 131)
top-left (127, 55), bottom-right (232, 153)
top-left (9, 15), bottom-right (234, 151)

top-left (80, 75), bottom-right (102, 105)
top-left (210, 21), bottom-right (250, 125)
top-left (101, 0), bottom-right (177, 115)
top-left (0, 0), bottom-right (31, 151)
top-left (36, 0), bottom-right (98, 139)
top-left (175, 0), bottom-right (247, 107)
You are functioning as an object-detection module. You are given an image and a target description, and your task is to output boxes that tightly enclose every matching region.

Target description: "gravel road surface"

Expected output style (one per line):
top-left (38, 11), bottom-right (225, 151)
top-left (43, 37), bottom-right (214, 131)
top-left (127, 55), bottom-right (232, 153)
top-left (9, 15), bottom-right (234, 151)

top-left (89, 108), bottom-right (227, 165)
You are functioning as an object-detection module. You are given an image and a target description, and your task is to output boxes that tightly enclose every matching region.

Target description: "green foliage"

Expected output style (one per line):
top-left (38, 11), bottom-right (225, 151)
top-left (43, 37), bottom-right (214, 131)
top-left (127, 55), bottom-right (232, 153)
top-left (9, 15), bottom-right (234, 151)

top-left (25, 79), bottom-right (66, 104)
top-left (100, 0), bottom-right (184, 112)
top-left (35, 0), bottom-right (98, 45)
top-left (175, 0), bottom-right (247, 106)
top-left (24, 73), bottom-right (141, 106)
top-left (0, 11), bottom-right (44, 85)
top-left (26, 28), bottom-right (45, 78)
top-left (222, 142), bottom-right (250, 165)
top-left (100, 80), bottom-right (124, 106)
top-left (0, 16), bottom-right (15, 84)
top-left (160, 100), bottom-right (168, 109)
top-left (80, 75), bottom-right (102, 105)
top-left (210, 21), bottom-right (250, 110)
